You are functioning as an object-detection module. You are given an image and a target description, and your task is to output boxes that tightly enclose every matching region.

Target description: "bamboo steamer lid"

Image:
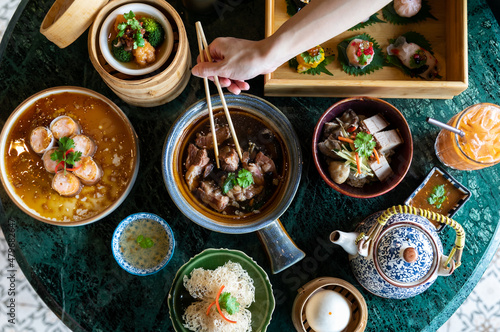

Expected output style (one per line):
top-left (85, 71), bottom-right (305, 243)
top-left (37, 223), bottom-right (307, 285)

top-left (40, 0), bottom-right (109, 48)
top-left (292, 277), bottom-right (368, 332)
top-left (88, 0), bottom-right (191, 107)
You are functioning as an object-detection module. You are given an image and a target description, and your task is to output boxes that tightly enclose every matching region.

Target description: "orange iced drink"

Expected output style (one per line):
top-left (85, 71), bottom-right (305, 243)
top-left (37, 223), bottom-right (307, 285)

top-left (435, 103), bottom-right (500, 170)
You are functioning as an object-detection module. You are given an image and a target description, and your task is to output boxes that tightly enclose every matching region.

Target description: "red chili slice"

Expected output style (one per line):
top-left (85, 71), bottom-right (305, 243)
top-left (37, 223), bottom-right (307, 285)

top-left (215, 285), bottom-right (237, 324)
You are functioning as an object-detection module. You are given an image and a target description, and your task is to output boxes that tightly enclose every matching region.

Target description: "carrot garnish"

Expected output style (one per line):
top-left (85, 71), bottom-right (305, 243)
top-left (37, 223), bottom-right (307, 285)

top-left (373, 148), bottom-right (380, 164)
top-left (338, 136), bottom-right (355, 144)
top-left (215, 285), bottom-right (237, 324)
top-left (206, 301), bottom-right (216, 315)
top-left (347, 126), bottom-right (357, 132)
top-left (355, 152), bottom-right (361, 175)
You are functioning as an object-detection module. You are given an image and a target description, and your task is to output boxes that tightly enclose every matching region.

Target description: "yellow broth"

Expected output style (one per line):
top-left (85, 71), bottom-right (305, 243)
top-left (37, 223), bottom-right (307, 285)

top-left (4, 92), bottom-right (136, 222)
top-left (119, 219), bottom-right (169, 269)
top-left (408, 171), bottom-right (467, 227)
top-left (180, 109), bottom-right (288, 219)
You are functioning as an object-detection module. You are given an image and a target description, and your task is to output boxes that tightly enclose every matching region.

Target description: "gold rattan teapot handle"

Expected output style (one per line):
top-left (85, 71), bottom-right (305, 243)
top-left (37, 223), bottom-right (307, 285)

top-left (357, 205), bottom-right (465, 269)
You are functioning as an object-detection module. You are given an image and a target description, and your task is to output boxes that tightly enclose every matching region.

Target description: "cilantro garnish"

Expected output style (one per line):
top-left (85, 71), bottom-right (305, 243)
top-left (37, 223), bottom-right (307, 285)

top-left (222, 169), bottom-right (254, 194)
top-left (136, 235), bottom-right (154, 248)
top-left (218, 292), bottom-right (240, 315)
top-left (354, 132), bottom-right (376, 158)
top-left (117, 10), bottom-right (145, 49)
top-left (428, 185), bottom-right (446, 209)
top-left (50, 136), bottom-right (82, 174)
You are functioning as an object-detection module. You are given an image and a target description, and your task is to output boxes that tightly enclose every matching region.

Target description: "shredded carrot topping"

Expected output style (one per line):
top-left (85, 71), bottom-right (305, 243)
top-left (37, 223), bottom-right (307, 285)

top-left (338, 136), bottom-right (355, 144)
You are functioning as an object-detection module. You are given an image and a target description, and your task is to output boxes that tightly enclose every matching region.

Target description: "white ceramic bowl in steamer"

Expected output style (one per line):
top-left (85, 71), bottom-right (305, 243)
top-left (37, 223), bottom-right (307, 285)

top-left (99, 3), bottom-right (174, 76)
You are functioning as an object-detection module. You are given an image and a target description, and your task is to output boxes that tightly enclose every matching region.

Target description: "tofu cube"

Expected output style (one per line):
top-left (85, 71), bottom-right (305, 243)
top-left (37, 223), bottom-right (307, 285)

top-left (362, 114), bottom-right (389, 134)
top-left (373, 129), bottom-right (403, 154)
top-left (370, 154), bottom-right (393, 182)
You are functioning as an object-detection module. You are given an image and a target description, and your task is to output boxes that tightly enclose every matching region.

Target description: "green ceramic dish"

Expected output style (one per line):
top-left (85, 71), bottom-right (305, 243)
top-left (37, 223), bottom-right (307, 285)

top-left (168, 248), bottom-right (275, 331)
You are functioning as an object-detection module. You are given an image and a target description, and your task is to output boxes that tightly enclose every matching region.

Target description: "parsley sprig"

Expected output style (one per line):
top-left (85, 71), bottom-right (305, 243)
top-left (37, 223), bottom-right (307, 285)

top-left (50, 137), bottom-right (82, 174)
top-left (428, 184), bottom-right (446, 208)
top-left (117, 10), bottom-right (145, 49)
top-left (354, 132), bottom-right (377, 158)
top-left (218, 292), bottom-right (240, 315)
top-left (222, 169), bottom-right (254, 194)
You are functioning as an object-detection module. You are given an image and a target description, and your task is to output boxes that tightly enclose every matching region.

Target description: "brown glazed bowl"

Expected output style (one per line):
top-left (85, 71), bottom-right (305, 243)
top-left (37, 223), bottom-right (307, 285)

top-left (312, 97), bottom-right (413, 198)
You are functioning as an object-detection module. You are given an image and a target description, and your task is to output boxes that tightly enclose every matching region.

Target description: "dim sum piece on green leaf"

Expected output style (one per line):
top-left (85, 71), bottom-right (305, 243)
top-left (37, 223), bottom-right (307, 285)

top-left (383, 0), bottom-right (437, 25)
top-left (289, 45), bottom-right (335, 76)
top-left (386, 31), bottom-right (440, 80)
top-left (337, 34), bottom-right (385, 76)
top-left (349, 13), bottom-right (386, 31)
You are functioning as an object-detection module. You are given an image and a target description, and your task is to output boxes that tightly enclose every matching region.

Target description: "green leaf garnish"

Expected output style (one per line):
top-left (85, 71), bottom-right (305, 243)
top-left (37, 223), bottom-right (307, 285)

top-left (428, 184), bottom-right (446, 209)
top-left (386, 31), bottom-right (436, 79)
top-left (288, 55), bottom-right (335, 76)
top-left (50, 136), bottom-right (82, 174)
top-left (349, 13), bottom-right (386, 31)
top-left (222, 169), bottom-right (254, 194)
top-left (236, 169), bottom-right (254, 188)
top-left (354, 132), bottom-right (376, 158)
top-left (301, 51), bottom-right (322, 64)
top-left (337, 33), bottom-right (385, 76)
top-left (382, 0), bottom-right (437, 25)
top-left (136, 235), bottom-right (154, 248)
top-left (218, 292), bottom-right (240, 315)
top-left (117, 10), bottom-right (146, 49)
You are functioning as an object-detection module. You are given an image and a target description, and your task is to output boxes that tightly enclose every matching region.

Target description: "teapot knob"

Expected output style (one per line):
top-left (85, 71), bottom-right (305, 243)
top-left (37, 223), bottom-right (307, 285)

top-left (403, 247), bottom-right (418, 263)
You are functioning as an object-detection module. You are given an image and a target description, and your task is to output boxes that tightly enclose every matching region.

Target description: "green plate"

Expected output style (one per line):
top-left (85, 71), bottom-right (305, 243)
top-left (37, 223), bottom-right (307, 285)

top-left (168, 248), bottom-right (275, 331)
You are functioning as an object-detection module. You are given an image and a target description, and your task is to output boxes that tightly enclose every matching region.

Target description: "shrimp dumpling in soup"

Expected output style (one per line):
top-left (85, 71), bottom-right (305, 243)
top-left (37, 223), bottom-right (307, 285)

top-left (50, 115), bottom-right (81, 140)
top-left (394, 0), bottom-right (422, 18)
top-left (29, 126), bottom-right (55, 154)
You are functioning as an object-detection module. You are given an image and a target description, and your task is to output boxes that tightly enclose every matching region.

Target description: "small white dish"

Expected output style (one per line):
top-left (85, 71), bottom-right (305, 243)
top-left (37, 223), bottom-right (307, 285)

top-left (99, 3), bottom-right (174, 76)
top-left (112, 212), bottom-right (175, 276)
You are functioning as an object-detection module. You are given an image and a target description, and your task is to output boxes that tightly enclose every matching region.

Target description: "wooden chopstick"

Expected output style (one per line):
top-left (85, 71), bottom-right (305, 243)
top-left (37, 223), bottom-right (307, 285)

top-left (195, 24), bottom-right (220, 168)
top-left (195, 21), bottom-right (243, 161)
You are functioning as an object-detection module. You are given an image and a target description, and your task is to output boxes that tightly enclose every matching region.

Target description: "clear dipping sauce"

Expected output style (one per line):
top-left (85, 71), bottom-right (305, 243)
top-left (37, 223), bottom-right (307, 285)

top-left (119, 219), bottom-right (169, 269)
top-left (435, 103), bottom-right (500, 170)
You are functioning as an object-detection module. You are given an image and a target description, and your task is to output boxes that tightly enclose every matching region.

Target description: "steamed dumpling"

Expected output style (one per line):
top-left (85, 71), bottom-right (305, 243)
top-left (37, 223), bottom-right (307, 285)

top-left (387, 36), bottom-right (439, 80)
top-left (394, 0), bottom-right (422, 18)
top-left (346, 39), bottom-right (374, 69)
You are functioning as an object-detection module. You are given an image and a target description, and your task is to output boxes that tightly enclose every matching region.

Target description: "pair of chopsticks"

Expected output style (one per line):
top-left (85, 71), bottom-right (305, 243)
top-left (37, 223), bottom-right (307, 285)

top-left (195, 21), bottom-right (243, 169)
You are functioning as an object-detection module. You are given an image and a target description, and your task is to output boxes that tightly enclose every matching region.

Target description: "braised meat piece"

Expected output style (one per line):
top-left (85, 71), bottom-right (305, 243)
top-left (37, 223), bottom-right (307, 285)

top-left (226, 184), bottom-right (264, 202)
top-left (318, 134), bottom-right (343, 160)
top-left (197, 181), bottom-right (229, 212)
top-left (195, 126), bottom-right (231, 149)
top-left (219, 146), bottom-right (239, 172)
top-left (185, 144), bottom-right (210, 191)
top-left (255, 152), bottom-right (276, 174)
top-left (244, 163), bottom-right (265, 186)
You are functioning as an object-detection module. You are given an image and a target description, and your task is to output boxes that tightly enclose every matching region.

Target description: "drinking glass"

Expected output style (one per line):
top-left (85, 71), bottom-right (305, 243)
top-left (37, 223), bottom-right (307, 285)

top-left (435, 103), bottom-right (500, 170)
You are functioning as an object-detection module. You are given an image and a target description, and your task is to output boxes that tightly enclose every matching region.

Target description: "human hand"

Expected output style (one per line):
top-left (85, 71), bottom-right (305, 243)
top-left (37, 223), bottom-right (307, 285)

top-left (191, 37), bottom-right (280, 94)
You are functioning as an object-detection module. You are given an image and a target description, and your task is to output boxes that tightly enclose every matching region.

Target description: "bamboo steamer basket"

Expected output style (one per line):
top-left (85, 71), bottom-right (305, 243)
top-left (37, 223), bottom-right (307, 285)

top-left (88, 0), bottom-right (191, 107)
top-left (40, 0), bottom-right (109, 49)
top-left (292, 277), bottom-right (368, 332)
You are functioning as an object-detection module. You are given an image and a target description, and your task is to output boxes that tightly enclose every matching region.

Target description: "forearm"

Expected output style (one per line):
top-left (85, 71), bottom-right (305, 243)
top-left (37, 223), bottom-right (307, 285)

top-left (263, 0), bottom-right (391, 66)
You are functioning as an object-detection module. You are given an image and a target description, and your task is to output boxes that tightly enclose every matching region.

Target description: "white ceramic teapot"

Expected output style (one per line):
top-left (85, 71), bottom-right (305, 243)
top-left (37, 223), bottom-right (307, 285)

top-left (330, 205), bottom-right (465, 299)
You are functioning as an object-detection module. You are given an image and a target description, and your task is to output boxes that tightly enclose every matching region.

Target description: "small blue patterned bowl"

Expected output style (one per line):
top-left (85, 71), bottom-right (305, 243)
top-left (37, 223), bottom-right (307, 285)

top-left (112, 212), bottom-right (175, 276)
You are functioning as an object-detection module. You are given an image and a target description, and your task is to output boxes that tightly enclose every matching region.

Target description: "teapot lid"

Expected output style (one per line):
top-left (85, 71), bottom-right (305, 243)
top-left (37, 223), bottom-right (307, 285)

top-left (373, 222), bottom-right (439, 287)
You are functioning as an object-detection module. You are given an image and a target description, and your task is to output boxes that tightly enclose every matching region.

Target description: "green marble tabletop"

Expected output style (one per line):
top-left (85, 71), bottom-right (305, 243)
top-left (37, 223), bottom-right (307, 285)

top-left (1, 0), bottom-right (500, 331)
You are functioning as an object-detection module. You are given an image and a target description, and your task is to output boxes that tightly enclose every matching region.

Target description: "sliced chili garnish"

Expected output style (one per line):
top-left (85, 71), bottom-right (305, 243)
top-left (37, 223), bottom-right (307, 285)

top-left (206, 301), bottom-right (216, 315)
top-left (54, 160), bottom-right (65, 173)
top-left (347, 126), bottom-right (357, 133)
top-left (66, 164), bottom-right (82, 171)
top-left (65, 148), bottom-right (74, 156)
top-left (373, 148), bottom-right (381, 164)
top-left (215, 285), bottom-right (237, 324)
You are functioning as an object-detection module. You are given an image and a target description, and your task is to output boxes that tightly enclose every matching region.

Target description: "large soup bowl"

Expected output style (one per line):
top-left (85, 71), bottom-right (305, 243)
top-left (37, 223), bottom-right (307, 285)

top-left (0, 87), bottom-right (139, 226)
top-left (162, 94), bottom-right (305, 274)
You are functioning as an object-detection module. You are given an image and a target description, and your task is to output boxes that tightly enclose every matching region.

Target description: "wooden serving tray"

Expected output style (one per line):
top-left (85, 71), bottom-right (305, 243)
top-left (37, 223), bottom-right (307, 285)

top-left (264, 0), bottom-right (467, 99)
